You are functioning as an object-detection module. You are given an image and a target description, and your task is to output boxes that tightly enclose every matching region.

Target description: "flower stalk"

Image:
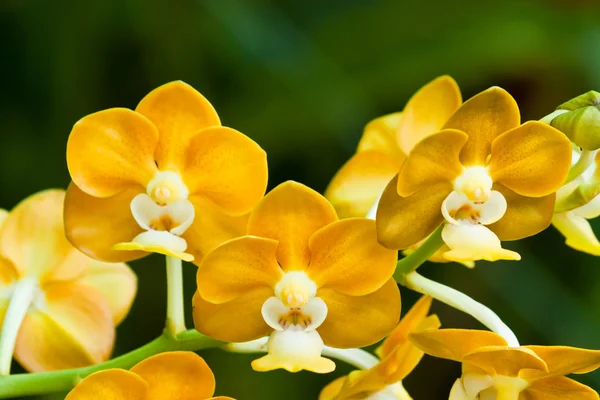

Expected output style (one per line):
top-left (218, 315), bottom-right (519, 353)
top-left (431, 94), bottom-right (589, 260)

top-left (0, 278), bottom-right (37, 375)
top-left (566, 149), bottom-right (597, 184)
top-left (165, 256), bottom-right (186, 336)
top-left (400, 271), bottom-right (520, 347)
top-left (393, 224), bottom-right (444, 280)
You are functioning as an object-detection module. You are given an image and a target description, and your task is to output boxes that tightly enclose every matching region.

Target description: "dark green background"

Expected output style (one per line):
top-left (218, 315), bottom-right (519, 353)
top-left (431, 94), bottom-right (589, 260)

top-left (2, 0), bottom-right (600, 398)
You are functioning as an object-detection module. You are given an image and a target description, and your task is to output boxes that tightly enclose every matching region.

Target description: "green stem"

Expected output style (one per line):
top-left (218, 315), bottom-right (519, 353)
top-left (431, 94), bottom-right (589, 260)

top-left (0, 330), bottom-right (221, 398)
top-left (393, 224), bottom-right (444, 281)
top-left (165, 256), bottom-right (186, 336)
top-left (566, 149), bottom-right (597, 184)
top-left (0, 278), bottom-right (36, 375)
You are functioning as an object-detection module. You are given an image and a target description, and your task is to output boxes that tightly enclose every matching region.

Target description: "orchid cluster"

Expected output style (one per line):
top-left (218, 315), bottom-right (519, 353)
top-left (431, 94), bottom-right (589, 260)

top-left (0, 78), bottom-right (599, 400)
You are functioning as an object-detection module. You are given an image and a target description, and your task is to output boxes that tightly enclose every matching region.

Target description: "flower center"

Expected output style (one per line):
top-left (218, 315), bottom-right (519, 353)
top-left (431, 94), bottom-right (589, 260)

top-left (146, 171), bottom-right (189, 206)
top-left (463, 374), bottom-right (529, 400)
top-left (453, 166), bottom-right (493, 203)
top-left (274, 271), bottom-right (317, 308)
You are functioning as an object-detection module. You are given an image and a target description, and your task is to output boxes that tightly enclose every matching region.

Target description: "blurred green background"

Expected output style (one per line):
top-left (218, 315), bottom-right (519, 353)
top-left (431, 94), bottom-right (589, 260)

top-left (2, 0), bottom-right (600, 398)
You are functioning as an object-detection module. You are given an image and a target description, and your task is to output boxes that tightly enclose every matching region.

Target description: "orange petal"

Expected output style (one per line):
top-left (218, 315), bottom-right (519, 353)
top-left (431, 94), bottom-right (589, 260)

top-left (317, 278), bottom-right (400, 348)
top-left (15, 282), bottom-right (114, 372)
top-left (64, 369), bottom-right (148, 400)
top-left (196, 236), bottom-right (282, 304)
top-left (0, 190), bottom-right (84, 280)
top-left (488, 183), bottom-right (555, 241)
top-left (184, 196), bottom-right (250, 265)
top-left (182, 127), bottom-right (267, 215)
top-left (130, 351), bottom-right (216, 400)
top-left (397, 75), bottom-right (462, 155)
top-left (357, 112), bottom-right (406, 162)
top-left (409, 329), bottom-right (507, 363)
top-left (192, 288), bottom-right (272, 343)
top-left (523, 346), bottom-right (600, 379)
top-left (77, 260), bottom-right (137, 324)
top-left (377, 295), bottom-right (434, 359)
top-left (443, 87), bottom-right (520, 166)
top-left (376, 175), bottom-right (451, 250)
top-left (306, 219), bottom-right (396, 296)
top-left (318, 376), bottom-right (347, 400)
top-left (488, 121), bottom-right (571, 197)
top-left (396, 129), bottom-right (467, 197)
top-left (64, 183), bottom-right (147, 263)
top-left (524, 376), bottom-right (599, 400)
top-left (325, 150), bottom-right (399, 218)
top-left (463, 346), bottom-right (547, 376)
top-left (135, 81), bottom-right (221, 170)
top-left (247, 181), bottom-right (337, 270)
top-left (66, 108), bottom-right (159, 197)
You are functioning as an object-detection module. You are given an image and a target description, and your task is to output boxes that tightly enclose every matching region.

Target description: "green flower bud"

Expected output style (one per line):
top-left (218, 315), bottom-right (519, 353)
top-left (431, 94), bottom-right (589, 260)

top-left (549, 91), bottom-right (600, 150)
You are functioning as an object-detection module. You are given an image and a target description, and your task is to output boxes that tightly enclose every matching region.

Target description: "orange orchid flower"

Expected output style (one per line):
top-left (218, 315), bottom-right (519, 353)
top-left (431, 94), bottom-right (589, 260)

top-left (65, 351), bottom-right (233, 400)
top-left (319, 296), bottom-right (440, 400)
top-left (325, 76), bottom-right (462, 219)
top-left (193, 181), bottom-right (400, 373)
top-left (64, 81), bottom-right (268, 263)
top-left (410, 329), bottom-right (600, 399)
top-left (0, 190), bottom-right (136, 372)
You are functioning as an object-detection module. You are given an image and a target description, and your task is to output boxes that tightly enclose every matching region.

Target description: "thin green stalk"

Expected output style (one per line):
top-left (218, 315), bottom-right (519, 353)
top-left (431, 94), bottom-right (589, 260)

top-left (393, 224), bottom-right (444, 281)
top-left (0, 330), bottom-right (221, 398)
top-left (165, 256), bottom-right (186, 336)
top-left (566, 149), bottom-right (596, 183)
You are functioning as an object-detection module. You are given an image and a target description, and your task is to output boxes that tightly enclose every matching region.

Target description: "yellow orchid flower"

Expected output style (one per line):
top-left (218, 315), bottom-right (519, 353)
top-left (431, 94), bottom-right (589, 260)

top-left (65, 351), bottom-right (233, 400)
top-left (552, 149), bottom-right (600, 255)
top-left (193, 181), bottom-right (400, 373)
top-left (319, 296), bottom-right (440, 400)
top-left (0, 190), bottom-right (136, 373)
top-left (325, 75), bottom-right (462, 219)
top-left (410, 329), bottom-right (600, 400)
top-left (64, 81), bottom-right (268, 263)
top-left (377, 87), bottom-right (572, 263)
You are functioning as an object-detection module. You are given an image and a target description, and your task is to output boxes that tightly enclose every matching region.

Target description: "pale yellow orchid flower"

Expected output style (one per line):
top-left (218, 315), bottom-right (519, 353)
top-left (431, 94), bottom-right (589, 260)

top-left (65, 351), bottom-right (233, 400)
top-left (193, 181), bottom-right (400, 374)
top-left (377, 87), bottom-right (572, 263)
top-left (411, 329), bottom-right (600, 400)
top-left (65, 81), bottom-right (268, 264)
top-left (0, 190), bottom-right (136, 372)
top-left (319, 296), bottom-right (440, 400)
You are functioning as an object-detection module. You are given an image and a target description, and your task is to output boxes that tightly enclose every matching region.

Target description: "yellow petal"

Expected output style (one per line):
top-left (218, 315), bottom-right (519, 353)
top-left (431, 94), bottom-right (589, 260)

top-left (318, 376), bottom-right (348, 400)
top-left (130, 351), bottom-right (216, 400)
top-left (409, 329), bottom-right (507, 363)
top-left (487, 183), bottom-right (555, 241)
top-left (552, 213), bottom-right (600, 256)
top-left (317, 278), bottom-right (400, 348)
top-left (306, 218), bottom-right (396, 296)
top-left (15, 282), bottom-right (114, 372)
top-left (397, 75), bottom-right (462, 155)
top-left (192, 288), bottom-right (272, 343)
top-left (77, 260), bottom-right (137, 324)
top-left (376, 295), bottom-right (434, 359)
top-left (135, 81), bottom-right (221, 170)
top-left (325, 150), bottom-right (399, 218)
top-left (441, 223), bottom-right (521, 263)
top-left (377, 175), bottom-right (451, 250)
top-left (66, 108), bottom-right (159, 197)
top-left (247, 181), bottom-right (337, 270)
top-left (182, 126), bottom-right (267, 215)
top-left (64, 183), bottom-right (147, 263)
top-left (357, 112), bottom-right (406, 162)
top-left (523, 346), bottom-right (600, 378)
top-left (0, 190), bottom-right (84, 280)
top-left (443, 87), bottom-right (520, 166)
top-left (251, 353), bottom-right (335, 374)
top-left (64, 369), bottom-right (148, 400)
top-left (182, 196), bottom-right (249, 264)
top-left (488, 121), bottom-right (571, 197)
top-left (112, 240), bottom-right (194, 263)
top-left (524, 376), bottom-right (599, 400)
top-left (462, 347), bottom-right (547, 376)
top-left (196, 236), bottom-right (282, 304)
top-left (0, 209), bottom-right (8, 229)
top-left (396, 129), bottom-right (467, 197)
